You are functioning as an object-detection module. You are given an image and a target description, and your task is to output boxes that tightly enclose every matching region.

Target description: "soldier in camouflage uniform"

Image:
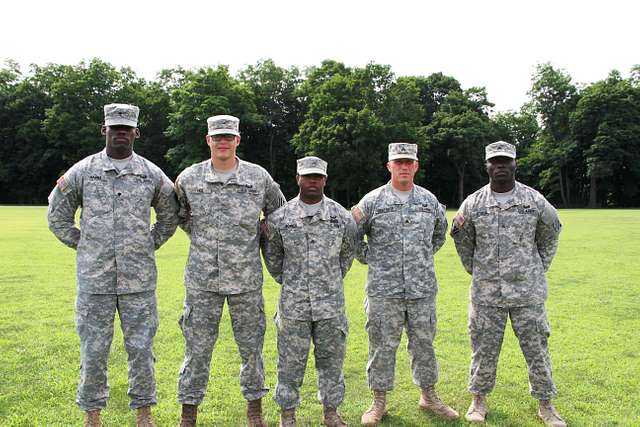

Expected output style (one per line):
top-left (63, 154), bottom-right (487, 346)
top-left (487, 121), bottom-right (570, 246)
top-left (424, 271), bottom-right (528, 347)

top-left (451, 141), bottom-right (566, 426)
top-left (351, 143), bottom-right (459, 426)
top-left (262, 156), bottom-right (356, 427)
top-left (175, 115), bottom-right (286, 427)
top-left (47, 103), bottom-right (179, 427)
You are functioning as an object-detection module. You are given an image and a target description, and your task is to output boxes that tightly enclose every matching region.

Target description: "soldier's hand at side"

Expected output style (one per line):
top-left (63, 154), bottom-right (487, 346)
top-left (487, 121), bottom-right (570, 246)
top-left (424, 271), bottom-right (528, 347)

top-left (260, 219), bottom-right (271, 240)
top-left (450, 212), bottom-right (465, 236)
top-left (351, 206), bottom-right (364, 224)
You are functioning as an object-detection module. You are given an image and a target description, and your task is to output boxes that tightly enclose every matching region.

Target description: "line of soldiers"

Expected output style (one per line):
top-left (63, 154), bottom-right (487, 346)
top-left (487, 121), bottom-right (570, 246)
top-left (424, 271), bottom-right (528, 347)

top-left (47, 104), bottom-right (567, 427)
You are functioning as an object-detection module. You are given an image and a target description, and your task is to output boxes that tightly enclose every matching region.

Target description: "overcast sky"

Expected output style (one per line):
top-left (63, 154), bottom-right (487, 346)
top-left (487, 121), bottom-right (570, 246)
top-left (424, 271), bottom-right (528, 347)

top-left (3, 0), bottom-right (638, 112)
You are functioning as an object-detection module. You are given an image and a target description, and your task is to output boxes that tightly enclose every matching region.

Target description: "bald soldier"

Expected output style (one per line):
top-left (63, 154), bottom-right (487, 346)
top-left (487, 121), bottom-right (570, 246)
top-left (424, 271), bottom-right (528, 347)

top-left (451, 141), bottom-right (565, 426)
top-left (174, 114), bottom-right (286, 427)
top-left (262, 156), bottom-right (356, 427)
top-left (352, 143), bottom-right (458, 426)
top-left (47, 103), bottom-right (179, 427)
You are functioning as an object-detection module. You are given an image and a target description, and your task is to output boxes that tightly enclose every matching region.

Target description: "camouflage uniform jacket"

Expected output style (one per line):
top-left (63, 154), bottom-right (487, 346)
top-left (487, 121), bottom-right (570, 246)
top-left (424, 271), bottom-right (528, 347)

top-left (175, 158), bottom-right (285, 294)
top-left (262, 196), bottom-right (356, 321)
top-left (47, 150), bottom-right (179, 295)
top-left (451, 181), bottom-right (562, 307)
top-left (355, 183), bottom-right (447, 299)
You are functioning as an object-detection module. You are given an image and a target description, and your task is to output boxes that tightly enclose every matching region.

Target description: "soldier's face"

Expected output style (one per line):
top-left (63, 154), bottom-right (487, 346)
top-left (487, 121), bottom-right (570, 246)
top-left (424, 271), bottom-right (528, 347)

top-left (387, 159), bottom-right (419, 186)
top-left (207, 134), bottom-right (240, 161)
top-left (486, 156), bottom-right (516, 183)
top-left (102, 125), bottom-right (139, 158)
top-left (297, 174), bottom-right (326, 199)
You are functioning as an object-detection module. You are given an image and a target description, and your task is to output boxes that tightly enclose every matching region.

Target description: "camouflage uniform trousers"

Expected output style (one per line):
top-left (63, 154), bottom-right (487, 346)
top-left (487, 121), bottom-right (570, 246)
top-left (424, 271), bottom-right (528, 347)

top-left (177, 288), bottom-right (268, 404)
top-left (365, 296), bottom-right (438, 391)
top-left (274, 313), bottom-right (348, 410)
top-left (468, 303), bottom-right (557, 399)
top-left (75, 290), bottom-right (158, 411)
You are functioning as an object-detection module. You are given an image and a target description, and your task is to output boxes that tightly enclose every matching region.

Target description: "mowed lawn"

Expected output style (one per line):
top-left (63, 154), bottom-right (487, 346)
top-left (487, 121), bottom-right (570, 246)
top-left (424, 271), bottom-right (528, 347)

top-left (0, 207), bottom-right (638, 427)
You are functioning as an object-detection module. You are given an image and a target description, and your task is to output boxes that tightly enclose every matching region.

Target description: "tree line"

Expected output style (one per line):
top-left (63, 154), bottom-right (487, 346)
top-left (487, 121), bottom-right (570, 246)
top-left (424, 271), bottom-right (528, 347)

top-left (1, 58), bottom-right (639, 208)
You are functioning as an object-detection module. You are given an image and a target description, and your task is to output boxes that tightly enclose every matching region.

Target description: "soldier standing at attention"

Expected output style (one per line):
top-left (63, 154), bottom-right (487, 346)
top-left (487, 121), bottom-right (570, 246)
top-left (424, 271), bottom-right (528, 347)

top-left (174, 115), bottom-right (286, 427)
top-left (451, 141), bottom-right (565, 426)
top-left (47, 103), bottom-right (179, 427)
top-left (351, 143), bottom-right (459, 426)
top-left (262, 156), bottom-right (356, 427)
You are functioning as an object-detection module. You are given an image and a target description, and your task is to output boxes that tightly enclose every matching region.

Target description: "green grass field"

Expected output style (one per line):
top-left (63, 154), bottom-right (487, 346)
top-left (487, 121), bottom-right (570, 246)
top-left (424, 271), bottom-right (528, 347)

top-left (0, 207), bottom-right (638, 426)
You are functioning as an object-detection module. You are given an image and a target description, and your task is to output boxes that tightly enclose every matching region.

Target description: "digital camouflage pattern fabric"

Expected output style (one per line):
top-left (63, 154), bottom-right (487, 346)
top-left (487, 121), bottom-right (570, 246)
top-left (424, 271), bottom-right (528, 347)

top-left (451, 181), bottom-right (561, 307)
top-left (262, 196), bottom-right (355, 409)
top-left (262, 196), bottom-right (356, 320)
top-left (75, 291), bottom-right (159, 410)
top-left (467, 303), bottom-right (557, 399)
top-left (364, 296), bottom-right (438, 390)
top-left (354, 183), bottom-right (448, 390)
top-left (47, 150), bottom-right (179, 294)
top-left (355, 183), bottom-right (448, 299)
top-left (177, 288), bottom-right (268, 403)
top-left (175, 158), bottom-right (286, 294)
top-left (451, 181), bottom-right (562, 399)
top-left (47, 149), bottom-right (178, 411)
top-left (175, 157), bottom-right (285, 404)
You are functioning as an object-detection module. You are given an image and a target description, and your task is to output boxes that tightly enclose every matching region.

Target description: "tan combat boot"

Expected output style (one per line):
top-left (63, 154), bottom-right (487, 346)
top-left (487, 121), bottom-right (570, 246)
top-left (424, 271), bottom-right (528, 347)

top-left (136, 406), bottom-right (156, 427)
top-left (360, 390), bottom-right (387, 426)
top-left (323, 406), bottom-right (347, 426)
top-left (247, 398), bottom-right (267, 427)
top-left (465, 394), bottom-right (488, 423)
top-left (280, 408), bottom-right (296, 427)
top-left (418, 386), bottom-right (459, 420)
top-left (538, 400), bottom-right (567, 427)
top-left (177, 404), bottom-right (198, 427)
top-left (83, 409), bottom-right (102, 427)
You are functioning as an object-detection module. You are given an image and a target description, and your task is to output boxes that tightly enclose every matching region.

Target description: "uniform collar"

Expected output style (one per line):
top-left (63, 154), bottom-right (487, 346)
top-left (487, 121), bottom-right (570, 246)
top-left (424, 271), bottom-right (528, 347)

top-left (484, 181), bottom-right (524, 208)
top-left (204, 157), bottom-right (251, 185)
top-left (293, 195), bottom-right (331, 221)
top-left (99, 150), bottom-right (146, 176)
top-left (385, 182), bottom-right (417, 204)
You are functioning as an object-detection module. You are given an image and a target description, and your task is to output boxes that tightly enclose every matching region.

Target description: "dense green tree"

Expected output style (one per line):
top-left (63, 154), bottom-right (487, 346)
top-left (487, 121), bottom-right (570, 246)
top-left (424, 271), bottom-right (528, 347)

top-left (423, 88), bottom-right (496, 206)
top-left (238, 60), bottom-right (305, 198)
top-left (570, 71), bottom-right (640, 207)
top-left (0, 62), bottom-right (59, 203)
top-left (292, 62), bottom-right (423, 206)
top-left (164, 66), bottom-right (258, 171)
top-left (527, 63), bottom-right (580, 207)
top-left (43, 59), bottom-right (145, 164)
top-left (492, 107), bottom-right (540, 186)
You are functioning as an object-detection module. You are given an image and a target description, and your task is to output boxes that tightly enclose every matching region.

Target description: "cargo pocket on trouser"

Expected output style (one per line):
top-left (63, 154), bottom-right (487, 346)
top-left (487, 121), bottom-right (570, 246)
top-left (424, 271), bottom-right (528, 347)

top-left (537, 315), bottom-right (551, 338)
top-left (178, 305), bottom-right (193, 337)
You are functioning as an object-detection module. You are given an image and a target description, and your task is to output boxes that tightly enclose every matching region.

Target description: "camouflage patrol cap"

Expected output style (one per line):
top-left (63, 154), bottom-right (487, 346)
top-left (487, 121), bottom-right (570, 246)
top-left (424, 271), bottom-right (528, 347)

top-left (297, 156), bottom-right (328, 176)
top-left (207, 115), bottom-right (240, 136)
top-left (485, 141), bottom-right (516, 160)
top-left (388, 142), bottom-right (418, 161)
top-left (104, 103), bottom-right (139, 127)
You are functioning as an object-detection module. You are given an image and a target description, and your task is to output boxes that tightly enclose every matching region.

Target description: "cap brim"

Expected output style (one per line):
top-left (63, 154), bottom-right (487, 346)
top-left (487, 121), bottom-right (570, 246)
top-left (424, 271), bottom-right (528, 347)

top-left (209, 129), bottom-right (240, 136)
top-left (298, 168), bottom-right (327, 176)
top-left (486, 151), bottom-right (516, 160)
top-left (388, 154), bottom-right (418, 161)
top-left (105, 119), bottom-right (137, 127)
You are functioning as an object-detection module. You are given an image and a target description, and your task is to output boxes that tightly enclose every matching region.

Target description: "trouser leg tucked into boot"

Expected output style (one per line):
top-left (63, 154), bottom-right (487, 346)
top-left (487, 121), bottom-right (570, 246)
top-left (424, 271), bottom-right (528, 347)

top-left (538, 400), bottom-right (567, 427)
top-left (361, 390), bottom-right (386, 426)
top-left (465, 394), bottom-right (488, 423)
top-left (323, 406), bottom-right (347, 427)
top-left (247, 398), bottom-right (267, 427)
top-left (177, 404), bottom-right (198, 427)
top-left (84, 409), bottom-right (102, 427)
top-left (136, 406), bottom-right (156, 427)
top-left (418, 385), bottom-right (459, 420)
top-left (280, 408), bottom-right (296, 427)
